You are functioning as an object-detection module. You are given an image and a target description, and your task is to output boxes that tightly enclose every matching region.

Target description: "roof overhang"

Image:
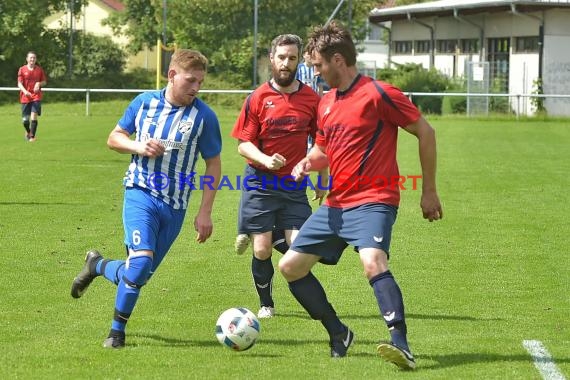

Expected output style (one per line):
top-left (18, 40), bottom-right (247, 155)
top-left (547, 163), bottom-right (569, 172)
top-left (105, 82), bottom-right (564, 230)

top-left (369, 0), bottom-right (570, 23)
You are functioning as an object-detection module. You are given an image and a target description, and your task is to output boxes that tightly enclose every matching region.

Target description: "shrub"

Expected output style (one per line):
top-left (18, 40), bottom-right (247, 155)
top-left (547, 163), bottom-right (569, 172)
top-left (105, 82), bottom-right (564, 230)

top-left (377, 63), bottom-right (450, 114)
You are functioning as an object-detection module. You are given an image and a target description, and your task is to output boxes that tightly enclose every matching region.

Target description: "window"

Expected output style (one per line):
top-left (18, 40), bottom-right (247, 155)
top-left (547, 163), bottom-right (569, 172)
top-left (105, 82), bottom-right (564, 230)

top-left (487, 38), bottom-right (510, 93)
top-left (460, 39), bottom-right (479, 54)
top-left (415, 40), bottom-right (431, 54)
top-left (489, 37), bottom-right (509, 53)
top-left (514, 36), bottom-right (539, 53)
top-left (393, 41), bottom-right (412, 54)
top-left (436, 39), bottom-right (457, 54)
top-left (367, 24), bottom-right (383, 41)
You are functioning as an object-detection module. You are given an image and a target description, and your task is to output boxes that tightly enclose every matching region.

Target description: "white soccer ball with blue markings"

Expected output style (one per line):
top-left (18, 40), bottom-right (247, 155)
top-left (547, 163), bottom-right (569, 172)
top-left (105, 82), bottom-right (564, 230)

top-left (216, 307), bottom-right (260, 351)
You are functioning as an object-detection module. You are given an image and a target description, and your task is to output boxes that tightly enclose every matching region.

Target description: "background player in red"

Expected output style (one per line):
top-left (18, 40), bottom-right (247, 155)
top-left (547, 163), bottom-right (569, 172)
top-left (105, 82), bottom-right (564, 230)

top-left (17, 51), bottom-right (47, 142)
top-left (279, 21), bottom-right (442, 368)
top-left (231, 34), bottom-right (322, 319)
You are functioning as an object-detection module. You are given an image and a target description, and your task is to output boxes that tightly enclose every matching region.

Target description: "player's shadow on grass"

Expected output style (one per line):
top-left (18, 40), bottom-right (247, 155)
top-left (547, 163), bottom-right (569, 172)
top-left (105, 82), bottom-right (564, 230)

top-left (418, 352), bottom-right (570, 370)
top-left (279, 310), bottom-right (501, 322)
top-left (132, 333), bottom-right (219, 348)
top-left (133, 333), bottom-right (279, 357)
top-left (134, 333), bottom-right (322, 357)
top-left (0, 201), bottom-right (80, 205)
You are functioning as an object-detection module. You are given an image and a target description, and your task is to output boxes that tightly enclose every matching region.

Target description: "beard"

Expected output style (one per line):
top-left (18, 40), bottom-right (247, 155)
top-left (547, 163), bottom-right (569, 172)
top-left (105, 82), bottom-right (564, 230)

top-left (272, 66), bottom-right (296, 87)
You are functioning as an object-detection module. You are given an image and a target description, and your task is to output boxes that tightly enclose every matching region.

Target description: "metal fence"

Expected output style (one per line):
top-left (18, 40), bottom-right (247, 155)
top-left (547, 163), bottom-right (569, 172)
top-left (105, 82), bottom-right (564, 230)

top-left (2, 86), bottom-right (570, 118)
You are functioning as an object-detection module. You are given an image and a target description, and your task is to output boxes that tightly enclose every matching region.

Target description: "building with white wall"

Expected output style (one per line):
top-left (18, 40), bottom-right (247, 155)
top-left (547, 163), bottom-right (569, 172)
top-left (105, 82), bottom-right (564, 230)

top-left (44, 0), bottom-right (156, 71)
top-left (369, 0), bottom-right (570, 116)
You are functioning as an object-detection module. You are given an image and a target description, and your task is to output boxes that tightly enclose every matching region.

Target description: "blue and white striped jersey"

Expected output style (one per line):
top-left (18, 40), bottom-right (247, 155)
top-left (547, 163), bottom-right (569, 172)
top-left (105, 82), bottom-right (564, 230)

top-left (117, 89), bottom-right (222, 210)
top-left (296, 62), bottom-right (323, 93)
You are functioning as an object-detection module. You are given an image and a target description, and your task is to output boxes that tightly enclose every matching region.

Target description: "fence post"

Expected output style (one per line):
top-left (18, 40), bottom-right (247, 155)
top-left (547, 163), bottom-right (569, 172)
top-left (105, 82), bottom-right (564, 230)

top-left (516, 94), bottom-right (520, 120)
top-left (86, 89), bottom-right (90, 116)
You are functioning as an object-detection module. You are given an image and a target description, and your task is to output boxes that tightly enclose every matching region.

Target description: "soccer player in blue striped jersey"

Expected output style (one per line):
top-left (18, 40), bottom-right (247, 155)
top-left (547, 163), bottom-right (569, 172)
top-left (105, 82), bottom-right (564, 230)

top-left (296, 48), bottom-right (324, 96)
top-left (70, 49), bottom-right (222, 349)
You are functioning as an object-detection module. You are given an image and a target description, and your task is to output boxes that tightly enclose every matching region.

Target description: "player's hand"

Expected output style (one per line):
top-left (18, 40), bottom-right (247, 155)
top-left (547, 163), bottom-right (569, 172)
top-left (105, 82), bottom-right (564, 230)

top-left (421, 190), bottom-right (443, 222)
top-left (311, 188), bottom-right (326, 205)
top-left (291, 158), bottom-right (311, 181)
top-left (33, 83), bottom-right (41, 93)
top-left (264, 153), bottom-right (286, 170)
top-left (194, 213), bottom-right (213, 243)
top-left (138, 139), bottom-right (165, 158)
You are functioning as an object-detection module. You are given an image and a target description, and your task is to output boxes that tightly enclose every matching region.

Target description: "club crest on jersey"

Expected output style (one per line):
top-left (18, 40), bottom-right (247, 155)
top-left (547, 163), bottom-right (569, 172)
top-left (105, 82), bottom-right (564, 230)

top-left (265, 101), bottom-right (275, 109)
top-left (177, 120), bottom-right (194, 133)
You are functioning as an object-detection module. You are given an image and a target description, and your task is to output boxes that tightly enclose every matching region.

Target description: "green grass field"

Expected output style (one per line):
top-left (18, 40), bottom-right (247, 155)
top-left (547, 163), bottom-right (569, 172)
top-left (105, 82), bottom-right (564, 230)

top-left (0, 101), bottom-right (568, 379)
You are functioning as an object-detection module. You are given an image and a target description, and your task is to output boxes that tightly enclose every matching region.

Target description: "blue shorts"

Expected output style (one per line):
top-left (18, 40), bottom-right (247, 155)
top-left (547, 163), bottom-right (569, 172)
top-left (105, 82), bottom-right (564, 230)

top-left (21, 102), bottom-right (41, 117)
top-left (123, 187), bottom-right (186, 270)
top-left (290, 203), bottom-right (397, 265)
top-left (238, 165), bottom-right (312, 234)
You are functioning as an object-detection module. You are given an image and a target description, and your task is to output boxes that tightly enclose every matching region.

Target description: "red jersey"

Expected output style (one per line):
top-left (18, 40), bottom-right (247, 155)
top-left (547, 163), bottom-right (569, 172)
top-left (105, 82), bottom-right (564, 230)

top-left (18, 64), bottom-right (47, 104)
top-left (231, 81), bottom-right (320, 177)
top-left (316, 75), bottom-right (421, 208)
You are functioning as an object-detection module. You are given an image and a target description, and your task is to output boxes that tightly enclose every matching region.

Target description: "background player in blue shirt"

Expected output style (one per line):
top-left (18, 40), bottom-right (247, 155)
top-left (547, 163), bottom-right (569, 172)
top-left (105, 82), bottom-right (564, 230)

top-left (296, 47), bottom-right (324, 97)
top-left (70, 49), bottom-right (222, 349)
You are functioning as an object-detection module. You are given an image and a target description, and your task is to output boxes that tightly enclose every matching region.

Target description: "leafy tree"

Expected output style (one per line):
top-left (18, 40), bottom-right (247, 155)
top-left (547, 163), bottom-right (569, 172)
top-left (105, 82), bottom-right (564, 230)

top-left (1, 1), bottom-right (59, 86)
top-left (105, 0), bottom-right (378, 87)
top-left (395, 0), bottom-right (431, 4)
top-left (104, 0), bottom-right (162, 54)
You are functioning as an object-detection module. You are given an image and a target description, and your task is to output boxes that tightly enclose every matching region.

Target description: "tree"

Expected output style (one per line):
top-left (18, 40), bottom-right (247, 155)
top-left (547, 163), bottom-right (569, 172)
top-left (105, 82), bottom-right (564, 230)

top-left (396, 0), bottom-right (431, 4)
top-left (104, 0), bottom-right (162, 55)
top-left (0, 0), bottom-right (89, 87)
top-left (105, 0), bottom-right (378, 87)
top-left (0, 0), bottom-right (138, 104)
top-left (0, 1), bottom-right (62, 87)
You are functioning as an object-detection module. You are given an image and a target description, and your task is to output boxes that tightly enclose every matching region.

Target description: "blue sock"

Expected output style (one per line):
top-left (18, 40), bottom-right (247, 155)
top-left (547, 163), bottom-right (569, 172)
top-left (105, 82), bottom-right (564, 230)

top-left (111, 256), bottom-right (153, 332)
top-left (289, 272), bottom-right (344, 337)
top-left (370, 270), bottom-right (409, 350)
top-left (97, 259), bottom-right (126, 285)
top-left (252, 256), bottom-right (274, 307)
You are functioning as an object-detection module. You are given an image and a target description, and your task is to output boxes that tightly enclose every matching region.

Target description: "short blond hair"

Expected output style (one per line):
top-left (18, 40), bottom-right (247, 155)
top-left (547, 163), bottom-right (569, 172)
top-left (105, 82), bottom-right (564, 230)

top-left (169, 49), bottom-right (208, 71)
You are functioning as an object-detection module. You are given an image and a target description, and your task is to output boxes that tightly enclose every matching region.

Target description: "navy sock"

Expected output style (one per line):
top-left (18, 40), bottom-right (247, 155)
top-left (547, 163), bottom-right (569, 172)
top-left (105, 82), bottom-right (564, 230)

top-left (370, 270), bottom-right (409, 350)
top-left (30, 120), bottom-right (38, 137)
top-left (23, 120), bottom-right (30, 134)
top-left (389, 323), bottom-right (409, 351)
top-left (288, 272), bottom-right (344, 336)
top-left (272, 230), bottom-right (289, 254)
top-left (111, 256), bottom-right (152, 332)
top-left (252, 256), bottom-right (274, 307)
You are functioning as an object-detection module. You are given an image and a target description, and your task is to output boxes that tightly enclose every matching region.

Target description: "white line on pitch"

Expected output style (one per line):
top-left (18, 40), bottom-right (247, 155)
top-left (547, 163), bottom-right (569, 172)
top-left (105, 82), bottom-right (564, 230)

top-left (523, 340), bottom-right (566, 380)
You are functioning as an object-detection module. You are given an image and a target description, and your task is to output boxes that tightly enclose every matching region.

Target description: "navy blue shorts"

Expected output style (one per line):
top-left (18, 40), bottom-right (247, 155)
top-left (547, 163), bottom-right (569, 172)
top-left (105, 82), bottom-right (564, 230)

top-left (238, 165), bottom-right (312, 234)
top-left (290, 203), bottom-right (398, 265)
top-left (21, 101), bottom-right (41, 117)
top-left (123, 187), bottom-right (186, 270)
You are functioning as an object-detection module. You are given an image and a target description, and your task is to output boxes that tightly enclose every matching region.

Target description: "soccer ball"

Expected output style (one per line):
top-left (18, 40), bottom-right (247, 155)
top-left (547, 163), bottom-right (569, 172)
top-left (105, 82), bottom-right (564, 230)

top-left (215, 307), bottom-right (260, 351)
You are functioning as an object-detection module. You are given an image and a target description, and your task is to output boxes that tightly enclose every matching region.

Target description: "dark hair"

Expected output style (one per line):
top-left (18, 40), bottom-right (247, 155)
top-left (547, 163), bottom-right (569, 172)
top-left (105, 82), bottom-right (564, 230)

top-left (270, 34), bottom-right (303, 55)
top-left (306, 20), bottom-right (356, 66)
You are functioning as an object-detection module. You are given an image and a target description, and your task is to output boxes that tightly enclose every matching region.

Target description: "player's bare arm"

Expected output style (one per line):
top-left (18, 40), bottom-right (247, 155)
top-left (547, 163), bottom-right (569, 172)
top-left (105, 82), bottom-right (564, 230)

top-left (194, 155), bottom-right (221, 243)
top-left (403, 117), bottom-right (443, 222)
top-left (18, 82), bottom-right (32, 97)
top-left (107, 125), bottom-right (165, 158)
top-left (237, 140), bottom-right (286, 170)
top-left (33, 80), bottom-right (46, 93)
